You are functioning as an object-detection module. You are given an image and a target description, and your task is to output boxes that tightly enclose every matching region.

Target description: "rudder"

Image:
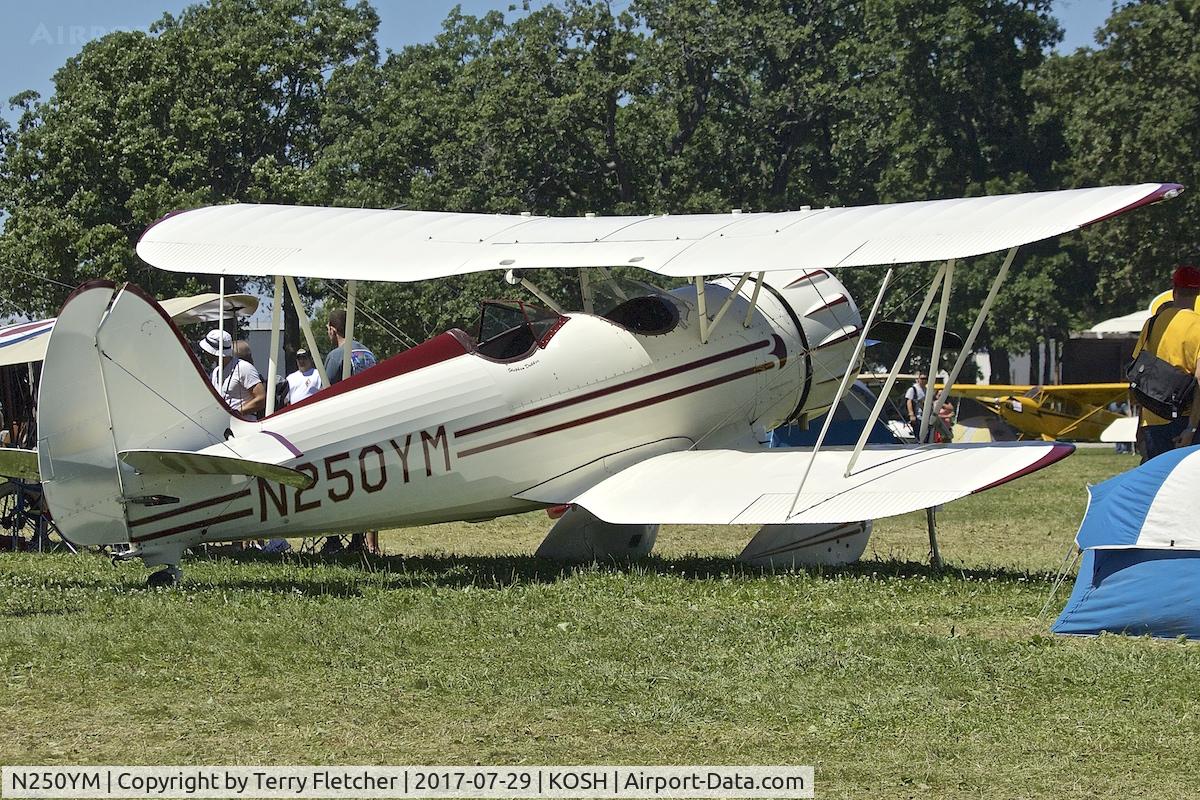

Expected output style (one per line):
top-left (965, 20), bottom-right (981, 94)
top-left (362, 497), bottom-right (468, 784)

top-left (38, 283), bottom-right (238, 546)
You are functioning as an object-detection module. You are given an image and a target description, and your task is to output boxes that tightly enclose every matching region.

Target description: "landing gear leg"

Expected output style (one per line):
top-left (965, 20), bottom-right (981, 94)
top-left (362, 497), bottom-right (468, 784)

top-left (926, 507), bottom-right (942, 569)
top-left (146, 565), bottom-right (182, 587)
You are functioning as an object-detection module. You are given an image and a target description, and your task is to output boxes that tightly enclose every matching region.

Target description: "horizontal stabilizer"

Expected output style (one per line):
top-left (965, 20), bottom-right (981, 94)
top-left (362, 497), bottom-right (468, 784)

top-left (119, 449), bottom-right (312, 489)
top-left (0, 447), bottom-right (39, 480)
top-left (541, 442), bottom-right (1072, 525)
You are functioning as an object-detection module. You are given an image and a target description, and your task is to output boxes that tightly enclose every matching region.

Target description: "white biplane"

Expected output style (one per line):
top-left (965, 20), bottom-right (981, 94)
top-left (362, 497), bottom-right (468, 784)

top-left (0, 183), bottom-right (1181, 584)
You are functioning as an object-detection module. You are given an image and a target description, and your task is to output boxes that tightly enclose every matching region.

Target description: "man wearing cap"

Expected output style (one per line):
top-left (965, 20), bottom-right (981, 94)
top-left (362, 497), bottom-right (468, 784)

top-left (1131, 265), bottom-right (1200, 461)
top-left (904, 371), bottom-right (928, 435)
top-left (285, 348), bottom-right (323, 405)
top-left (198, 329), bottom-right (266, 420)
top-left (324, 308), bottom-right (376, 384)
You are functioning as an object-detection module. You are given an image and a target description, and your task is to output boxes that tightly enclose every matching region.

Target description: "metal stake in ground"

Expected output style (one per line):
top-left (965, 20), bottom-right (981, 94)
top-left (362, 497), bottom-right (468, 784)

top-left (926, 506), bottom-right (942, 568)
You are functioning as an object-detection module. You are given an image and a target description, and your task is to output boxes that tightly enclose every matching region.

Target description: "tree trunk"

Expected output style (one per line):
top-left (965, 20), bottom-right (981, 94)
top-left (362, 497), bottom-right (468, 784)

top-left (989, 348), bottom-right (1011, 384)
top-left (284, 298), bottom-right (300, 376)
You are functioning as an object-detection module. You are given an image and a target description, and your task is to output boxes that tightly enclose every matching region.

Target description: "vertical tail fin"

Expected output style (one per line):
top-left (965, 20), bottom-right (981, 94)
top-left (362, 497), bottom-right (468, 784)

top-left (38, 283), bottom-right (235, 546)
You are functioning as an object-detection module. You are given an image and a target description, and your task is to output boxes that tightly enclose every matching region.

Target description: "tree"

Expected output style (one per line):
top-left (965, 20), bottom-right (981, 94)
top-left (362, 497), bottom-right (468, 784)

top-left (1030, 0), bottom-right (1199, 314)
top-left (0, 0), bottom-right (378, 317)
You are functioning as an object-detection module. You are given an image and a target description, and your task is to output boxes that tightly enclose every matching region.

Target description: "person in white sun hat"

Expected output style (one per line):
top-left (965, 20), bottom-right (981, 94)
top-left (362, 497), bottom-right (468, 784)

top-left (198, 329), bottom-right (266, 420)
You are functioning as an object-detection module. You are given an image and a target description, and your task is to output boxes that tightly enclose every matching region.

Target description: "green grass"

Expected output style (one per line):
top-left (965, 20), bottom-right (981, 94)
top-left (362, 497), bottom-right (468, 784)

top-left (2, 450), bottom-right (1196, 799)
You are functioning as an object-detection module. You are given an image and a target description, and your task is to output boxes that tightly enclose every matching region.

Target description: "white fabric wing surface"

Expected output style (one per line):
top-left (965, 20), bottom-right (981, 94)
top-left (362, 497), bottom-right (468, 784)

top-left (136, 184), bottom-right (1180, 282)
top-left (551, 442), bottom-right (1074, 525)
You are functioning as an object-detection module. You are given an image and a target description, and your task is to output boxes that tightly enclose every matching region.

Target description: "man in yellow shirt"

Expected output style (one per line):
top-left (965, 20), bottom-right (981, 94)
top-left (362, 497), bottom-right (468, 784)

top-left (1132, 265), bottom-right (1200, 461)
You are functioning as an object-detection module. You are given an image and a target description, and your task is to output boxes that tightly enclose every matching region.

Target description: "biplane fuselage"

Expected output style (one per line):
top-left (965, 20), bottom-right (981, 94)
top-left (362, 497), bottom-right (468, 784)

top-left (40, 274), bottom-right (861, 567)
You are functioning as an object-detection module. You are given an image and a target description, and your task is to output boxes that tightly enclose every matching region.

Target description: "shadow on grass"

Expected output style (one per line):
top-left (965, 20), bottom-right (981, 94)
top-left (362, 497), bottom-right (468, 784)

top-left (2, 549), bottom-right (1058, 599)
top-left (187, 549), bottom-right (1058, 595)
top-left (0, 606), bottom-right (82, 619)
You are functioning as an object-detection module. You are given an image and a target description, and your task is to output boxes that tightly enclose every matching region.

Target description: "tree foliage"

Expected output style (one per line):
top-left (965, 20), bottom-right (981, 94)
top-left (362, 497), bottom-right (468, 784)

top-left (0, 0), bottom-right (378, 315)
top-left (1030, 0), bottom-right (1200, 311)
top-left (0, 0), bottom-right (1193, 369)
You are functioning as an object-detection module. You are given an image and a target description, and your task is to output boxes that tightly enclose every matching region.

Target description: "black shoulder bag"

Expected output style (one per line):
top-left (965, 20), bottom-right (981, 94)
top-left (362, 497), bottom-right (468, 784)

top-left (1126, 311), bottom-right (1198, 419)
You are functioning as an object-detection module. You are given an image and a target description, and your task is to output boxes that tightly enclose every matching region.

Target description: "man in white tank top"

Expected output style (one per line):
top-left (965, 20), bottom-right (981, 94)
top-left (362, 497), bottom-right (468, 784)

top-left (285, 348), bottom-right (323, 404)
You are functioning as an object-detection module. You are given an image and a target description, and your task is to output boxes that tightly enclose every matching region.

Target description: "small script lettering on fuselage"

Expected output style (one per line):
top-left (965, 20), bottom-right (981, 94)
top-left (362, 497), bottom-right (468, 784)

top-left (256, 426), bottom-right (451, 522)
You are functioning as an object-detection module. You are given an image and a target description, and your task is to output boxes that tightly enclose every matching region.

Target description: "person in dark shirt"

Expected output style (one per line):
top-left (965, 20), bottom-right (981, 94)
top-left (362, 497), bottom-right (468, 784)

top-left (324, 309), bottom-right (377, 384)
top-left (318, 308), bottom-right (380, 556)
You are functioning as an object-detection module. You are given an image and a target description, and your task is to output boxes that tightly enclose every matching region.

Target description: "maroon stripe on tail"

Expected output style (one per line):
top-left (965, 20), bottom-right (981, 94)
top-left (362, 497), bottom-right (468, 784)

top-left (128, 488), bottom-right (252, 528)
top-left (131, 508), bottom-right (255, 543)
top-left (261, 430), bottom-right (302, 457)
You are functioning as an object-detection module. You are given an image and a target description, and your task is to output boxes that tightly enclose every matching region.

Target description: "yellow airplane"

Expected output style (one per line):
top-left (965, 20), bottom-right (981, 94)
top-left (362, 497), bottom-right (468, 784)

top-left (938, 383), bottom-right (1131, 441)
top-left (931, 293), bottom-right (1172, 442)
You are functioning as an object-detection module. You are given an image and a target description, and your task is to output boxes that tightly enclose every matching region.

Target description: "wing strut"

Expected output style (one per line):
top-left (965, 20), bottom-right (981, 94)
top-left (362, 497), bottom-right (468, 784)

top-left (284, 277), bottom-right (331, 387)
top-left (845, 261), bottom-right (949, 476)
top-left (505, 270), bottom-right (565, 314)
top-left (579, 268), bottom-right (594, 314)
top-left (929, 246), bottom-right (1018, 416)
top-left (787, 267), bottom-right (895, 519)
top-left (217, 276), bottom-right (226, 381)
top-left (918, 258), bottom-right (955, 442)
top-left (265, 275), bottom-right (284, 416)
top-left (742, 272), bottom-right (766, 327)
top-left (707, 272), bottom-right (752, 338)
top-left (341, 279), bottom-right (357, 381)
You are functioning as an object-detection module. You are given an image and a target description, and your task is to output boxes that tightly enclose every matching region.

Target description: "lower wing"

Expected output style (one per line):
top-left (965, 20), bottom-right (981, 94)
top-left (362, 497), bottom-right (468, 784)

top-left (521, 442), bottom-right (1071, 525)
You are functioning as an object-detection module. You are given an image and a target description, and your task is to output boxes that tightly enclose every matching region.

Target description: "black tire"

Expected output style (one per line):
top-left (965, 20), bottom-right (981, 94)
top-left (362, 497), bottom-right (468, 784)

top-left (146, 568), bottom-right (179, 588)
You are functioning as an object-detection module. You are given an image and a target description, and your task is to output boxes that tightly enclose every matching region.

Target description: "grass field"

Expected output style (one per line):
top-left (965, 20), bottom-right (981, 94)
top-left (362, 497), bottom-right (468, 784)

top-left (2, 449), bottom-right (1197, 799)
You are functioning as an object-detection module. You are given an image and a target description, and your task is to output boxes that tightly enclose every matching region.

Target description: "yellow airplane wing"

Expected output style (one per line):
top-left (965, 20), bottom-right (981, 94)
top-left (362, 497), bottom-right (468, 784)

top-left (1033, 383), bottom-right (1130, 405)
top-left (937, 383), bottom-right (1129, 404)
top-left (937, 383), bottom-right (1033, 399)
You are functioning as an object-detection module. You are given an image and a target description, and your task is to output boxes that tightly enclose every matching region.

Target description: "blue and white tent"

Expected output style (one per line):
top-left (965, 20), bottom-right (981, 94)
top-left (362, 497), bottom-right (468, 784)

top-left (1053, 446), bottom-right (1200, 639)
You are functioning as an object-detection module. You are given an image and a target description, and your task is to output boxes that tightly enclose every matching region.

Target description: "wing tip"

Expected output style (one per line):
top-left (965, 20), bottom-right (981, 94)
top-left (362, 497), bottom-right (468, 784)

top-left (1083, 183), bottom-right (1185, 228)
top-left (970, 442), bottom-right (1075, 495)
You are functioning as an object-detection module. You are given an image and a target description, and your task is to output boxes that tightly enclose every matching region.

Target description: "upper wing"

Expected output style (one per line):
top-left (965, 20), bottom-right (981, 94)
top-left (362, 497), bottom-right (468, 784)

top-left (941, 383), bottom-right (1129, 406)
top-left (939, 383), bottom-right (1033, 399)
top-left (136, 184), bottom-right (1181, 282)
top-left (1035, 383), bottom-right (1129, 405)
top-left (520, 442), bottom-right (1072, 525)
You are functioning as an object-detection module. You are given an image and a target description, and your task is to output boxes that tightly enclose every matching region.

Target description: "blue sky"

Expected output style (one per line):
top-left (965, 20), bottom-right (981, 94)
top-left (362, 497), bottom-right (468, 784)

top-left (0, 0), bottom-right (1116, 126)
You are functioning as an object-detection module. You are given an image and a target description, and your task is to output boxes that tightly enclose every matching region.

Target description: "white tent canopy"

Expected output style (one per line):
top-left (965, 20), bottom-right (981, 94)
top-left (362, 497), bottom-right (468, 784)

top-left (1077, 290), bottom-right (1173, 339)
top-left (0, 292), bottom-right (259, 367)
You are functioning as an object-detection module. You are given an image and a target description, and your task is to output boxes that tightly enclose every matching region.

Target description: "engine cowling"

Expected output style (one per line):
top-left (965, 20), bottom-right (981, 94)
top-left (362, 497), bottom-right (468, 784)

top-left (737, 270), bottom-right (864, 432)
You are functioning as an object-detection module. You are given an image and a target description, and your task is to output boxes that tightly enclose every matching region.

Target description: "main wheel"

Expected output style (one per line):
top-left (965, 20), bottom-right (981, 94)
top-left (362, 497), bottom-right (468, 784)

top-left (146, 566), bottom-right (181, 587)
